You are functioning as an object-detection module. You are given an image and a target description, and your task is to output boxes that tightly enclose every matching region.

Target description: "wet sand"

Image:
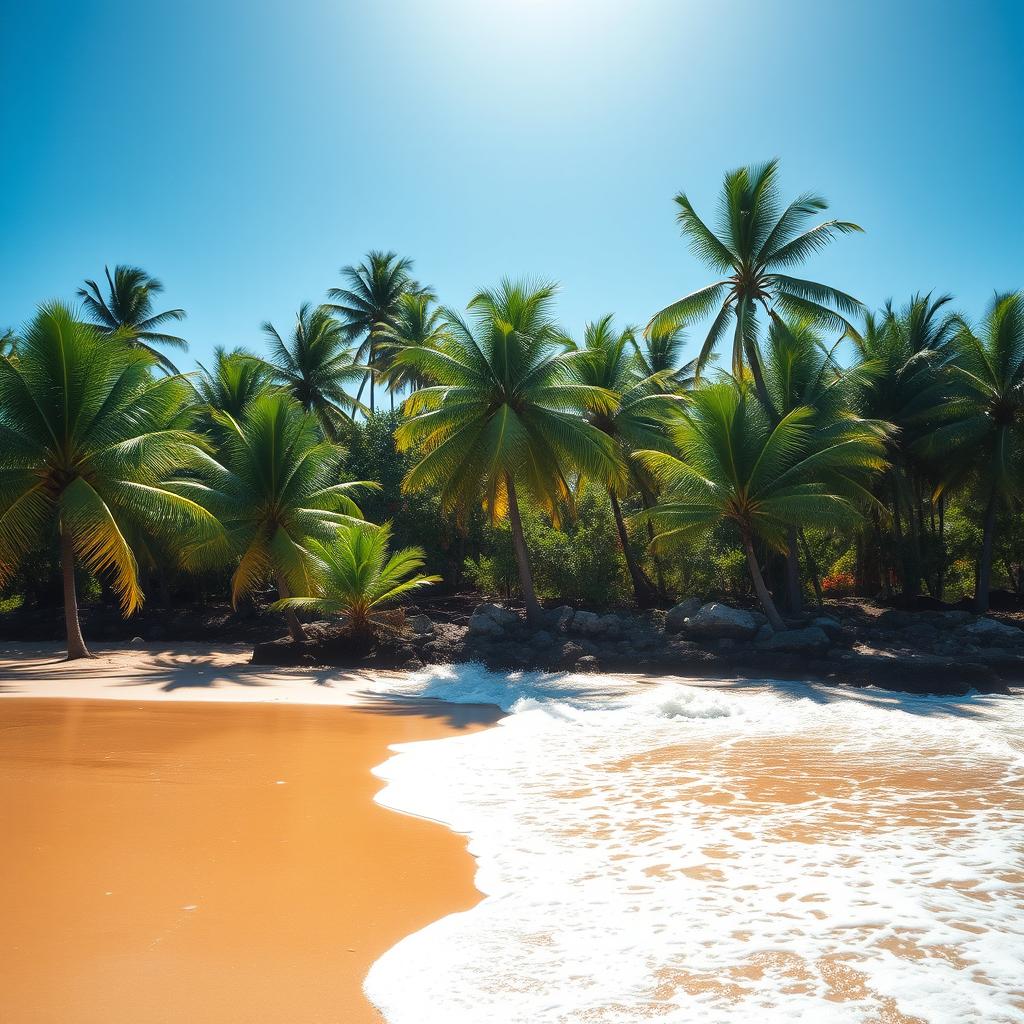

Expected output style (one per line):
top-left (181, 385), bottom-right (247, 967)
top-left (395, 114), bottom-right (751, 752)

top-left (0, 671), bottom-right (501, 1024)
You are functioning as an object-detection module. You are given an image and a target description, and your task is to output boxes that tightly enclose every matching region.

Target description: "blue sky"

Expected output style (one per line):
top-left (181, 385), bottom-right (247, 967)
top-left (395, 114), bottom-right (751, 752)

top-left (2, 0), bottom-right (1022, 388)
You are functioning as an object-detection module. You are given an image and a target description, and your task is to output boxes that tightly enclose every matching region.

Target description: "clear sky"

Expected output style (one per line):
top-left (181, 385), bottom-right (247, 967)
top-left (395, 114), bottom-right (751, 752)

top-left (2, 0), bottom-right (1022, 384)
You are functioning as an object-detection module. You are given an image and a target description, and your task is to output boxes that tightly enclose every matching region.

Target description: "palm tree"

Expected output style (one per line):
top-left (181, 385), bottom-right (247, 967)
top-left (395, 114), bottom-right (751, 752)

top-left (172, 393), bottom-right (376, 642)
top-left (375, 291), bottom-right (450, 398)
top-left (393, 279), bottom-right (624, 625)
top-left (326, 251), bottom-right (415, 413)
top-left (572, 315), bottom-right (684, 606)
top-left (632, 322), bottom-right (698, 390)
top-left (271, 523), bottom-right (440, 641)
top-left (758, 316), bottom-right (881, 610)
top-left (848, 293), bottom-right (959, 597)
top-left (647, 160), bottom-right (862, 387)
top-left (78, 265), bottom-right (187, 373)
top-left (192, 346), bottom-right (275, 422)
top-left (637, 380), bottom-right (886, 630)
top-left (0, 303), bottom-right (220, 658)
top-left (263, 304), bottom-right (366, 439)
top-left (917, 292), bottom-right (1024, 612)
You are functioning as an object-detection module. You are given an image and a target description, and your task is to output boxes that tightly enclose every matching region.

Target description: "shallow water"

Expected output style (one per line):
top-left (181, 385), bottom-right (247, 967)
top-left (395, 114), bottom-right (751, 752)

top-left (365, 668), bottom-right (1024, 1023)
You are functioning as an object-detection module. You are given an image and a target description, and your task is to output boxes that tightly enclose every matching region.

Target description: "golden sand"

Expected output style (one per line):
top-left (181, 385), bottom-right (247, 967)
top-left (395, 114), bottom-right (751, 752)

top-left (0, 692), bottom-right (500, 1024)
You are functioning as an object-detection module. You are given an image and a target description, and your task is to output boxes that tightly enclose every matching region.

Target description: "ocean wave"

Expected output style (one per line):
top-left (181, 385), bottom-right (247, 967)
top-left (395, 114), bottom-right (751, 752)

top-left (365, 665), bottom-right (1024, 1023)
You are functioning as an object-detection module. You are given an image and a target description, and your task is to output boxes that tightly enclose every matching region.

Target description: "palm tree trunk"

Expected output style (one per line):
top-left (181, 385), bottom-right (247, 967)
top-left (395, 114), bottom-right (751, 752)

top-left (61, 525), bottom-right (90, 660)
top-left (608, 490), bottom-right (658, 608)
top-left (784, 526), bottom-right (803, 614)
top-left (638, 486), bottom-right (668, 597)
top-left (275, 573), bottom-right (307, 643)
top-left (798, 528), bottom-right (824, 607)
top-left (505, 473), bottom-right (542, 625)
top-left (974, 493), bottom-right (997, 614)
top-left (937, 493), bottom-right (946, 601)
top-left (743, 532), bottom-right (786, 632)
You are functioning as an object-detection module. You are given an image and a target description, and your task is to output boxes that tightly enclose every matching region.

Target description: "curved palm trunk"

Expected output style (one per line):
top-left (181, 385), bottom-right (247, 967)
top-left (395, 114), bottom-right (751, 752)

top-left (638, 486), bottom-right (668, 597)
top-left (275, 573), bottom-right (307, 643)
top-left (974, 493), bottom-right (997, 614)
top-left (61, 525), bottom-right (90, 660)
top-left (798, 528), bottom-right (824, 607)
top-left (608, 490), bottom-right (658, 608)
top-left (505, 474), bottom-right (543, 625)
top-left (743, 532), bottom-right (786, 632)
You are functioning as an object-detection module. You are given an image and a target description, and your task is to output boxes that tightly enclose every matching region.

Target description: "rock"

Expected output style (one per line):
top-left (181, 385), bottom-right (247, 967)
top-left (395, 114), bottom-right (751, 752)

top-left (548, 606), bottom-right (575, 633)
top-left (571, 610), bottom-right (602, 636)
top-left (557, 641), bottom-right (585, 667)
top-left (665, 597), bottom-right (702, 633)
top-left (754, 624), bottom-right (774, 643)
top-left (762, 626), bottom-right (831, 654)
top-left (935, 610), bottom-right (972, 627)
top-left (574, 654), bottom-right (601, 672)
top-left (957, 617), bottom-right (1024, 645)
top-left (532, 630), bottom-right (555, 646)
top-left (406, 614), bottom-right (434, 636)
top-left (597, 614), bottom-right (622, 637)
top-left (717, 638), bottom-right (736, 651)
top-left (468, 602), bottom-right (518, 637)
top-left (811, 616), bottom-right (844, 640)
top-left (877, 609), bottom-right (916, 630)
top-left (683, 603), bottom-right (759, 640)
top-left (131, 636), bottom-right (144, 644)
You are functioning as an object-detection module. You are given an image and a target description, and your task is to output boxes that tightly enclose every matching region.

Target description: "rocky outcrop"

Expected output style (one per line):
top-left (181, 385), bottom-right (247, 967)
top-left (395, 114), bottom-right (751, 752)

top-left (664, 597), bottom-right (702, 634)
top-left (760, 626), bottom-right (831, 654)
top-left (468, 603), bottom-right (519, 636)
top-left (682, 603), bottom-right (760, 640)
top-left (957, 617), bottom-right (1024, 645)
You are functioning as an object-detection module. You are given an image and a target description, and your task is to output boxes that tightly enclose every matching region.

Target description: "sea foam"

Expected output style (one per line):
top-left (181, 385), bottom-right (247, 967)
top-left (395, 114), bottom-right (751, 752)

top-left (364, 664), bottom-right (1024, 1023)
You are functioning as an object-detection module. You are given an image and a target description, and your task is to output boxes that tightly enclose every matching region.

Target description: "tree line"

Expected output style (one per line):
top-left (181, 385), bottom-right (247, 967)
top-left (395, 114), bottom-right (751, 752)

top-left (2, 160), bottom-right (1022, 657)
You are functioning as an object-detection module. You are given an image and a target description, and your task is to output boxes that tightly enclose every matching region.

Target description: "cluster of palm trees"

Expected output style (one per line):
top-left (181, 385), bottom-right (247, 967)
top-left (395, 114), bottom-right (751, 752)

top-left (2, 160), bottom-right (1022, 659)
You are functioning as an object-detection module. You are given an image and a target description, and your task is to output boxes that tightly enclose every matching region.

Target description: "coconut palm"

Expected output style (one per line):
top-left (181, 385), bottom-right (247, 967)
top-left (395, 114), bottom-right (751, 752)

top-left (758, 316), bottom-right (882, 610)
top-left (375, 291), bottom-right (450, 397)
top-left (78, 265), bottom-right (187, 373)
top-left (572, 315), bottom-right (685, 606)
top-left (271, 522), bottom-right (440, 641)
top-left (192, 346), bottom-right (275, 423)
top-left (393, 279), bottom-right (624, 624)
top-left (0, 303), bottom-right (221, 658)
top-left (172, 393), bottom-right (377, 642)
top-left (263, 304), bottom-right (366, 439)
top-left (647, 160), bottom-right (862, 386)
top-left (637, 381), bottom-right (887, 630)
top-left (848, 293), bottom-right (959, 596)
top-left (326, 251), bottom-right (415, 413)
top-left (917, 292), bottom-right (1024, 612)
top-left (632, 322), bottom-right (699, 391)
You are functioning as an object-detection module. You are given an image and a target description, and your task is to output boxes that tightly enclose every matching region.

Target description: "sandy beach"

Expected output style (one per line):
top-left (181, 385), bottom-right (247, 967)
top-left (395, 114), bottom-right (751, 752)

top-left (0, 645), bottom-right (501, 1024)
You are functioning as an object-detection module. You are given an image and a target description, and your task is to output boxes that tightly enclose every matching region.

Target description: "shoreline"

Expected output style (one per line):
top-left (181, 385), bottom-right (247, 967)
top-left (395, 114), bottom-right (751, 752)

top-left (0, 648), bottom-right (503, 1024)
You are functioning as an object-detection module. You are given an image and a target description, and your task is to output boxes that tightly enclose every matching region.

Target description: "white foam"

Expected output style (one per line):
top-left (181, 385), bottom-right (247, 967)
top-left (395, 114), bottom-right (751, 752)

top-left (364, 665), bottom-right (1024, 1023)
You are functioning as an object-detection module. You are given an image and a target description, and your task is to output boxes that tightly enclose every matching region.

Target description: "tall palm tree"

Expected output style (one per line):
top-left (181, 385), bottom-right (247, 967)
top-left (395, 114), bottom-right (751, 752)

top-left (572, 315), bottom-right (684, 606)
top-left (647, 160), bottom-right (862, 386)
top-left (271, 523), bottom-right (440, 642)
top-left (758, 316), bottom-right (881, 610)
top-left (78, 265), bottom-right (187, 373)
top-left (172, 393), bottom-right (376, 642)
top-left (263, 303), bottom-right (366, 439)
top-left (0, 303), bottom-right (220, 658)
top-left (918, 292), bottom-right (1024, 612)
top-left (393, 279), bottom-right (624, 624)
top-left (848, 293), bottom-right (959, 596)
top-left (375, 291), bottom-right (450, 397)
top-left (192, 346), bottom-right (275, 423)
top-left (632, 322), bottom-right (698, 390)
top-left (637, 381), bottom-right (886, 630)
top-left (326, 251), bottom-right (415, 414)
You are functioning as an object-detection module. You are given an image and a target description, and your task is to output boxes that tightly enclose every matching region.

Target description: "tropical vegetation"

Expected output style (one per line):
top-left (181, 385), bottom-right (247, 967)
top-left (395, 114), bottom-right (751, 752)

top-left (2, 160), bottom-right (1023, 658)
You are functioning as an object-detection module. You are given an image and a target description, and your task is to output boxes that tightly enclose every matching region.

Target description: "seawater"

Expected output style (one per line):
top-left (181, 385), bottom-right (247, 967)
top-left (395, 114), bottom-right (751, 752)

top-left (364, 666), bottom-right (1024, 1023)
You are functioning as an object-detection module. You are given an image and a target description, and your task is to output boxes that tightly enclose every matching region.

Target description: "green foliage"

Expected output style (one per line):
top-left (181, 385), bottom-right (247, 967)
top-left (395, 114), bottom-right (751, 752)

top-left (271, 522), bottom-right (440, 638)
top-left (0, 302), bottom-right (219, 615)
